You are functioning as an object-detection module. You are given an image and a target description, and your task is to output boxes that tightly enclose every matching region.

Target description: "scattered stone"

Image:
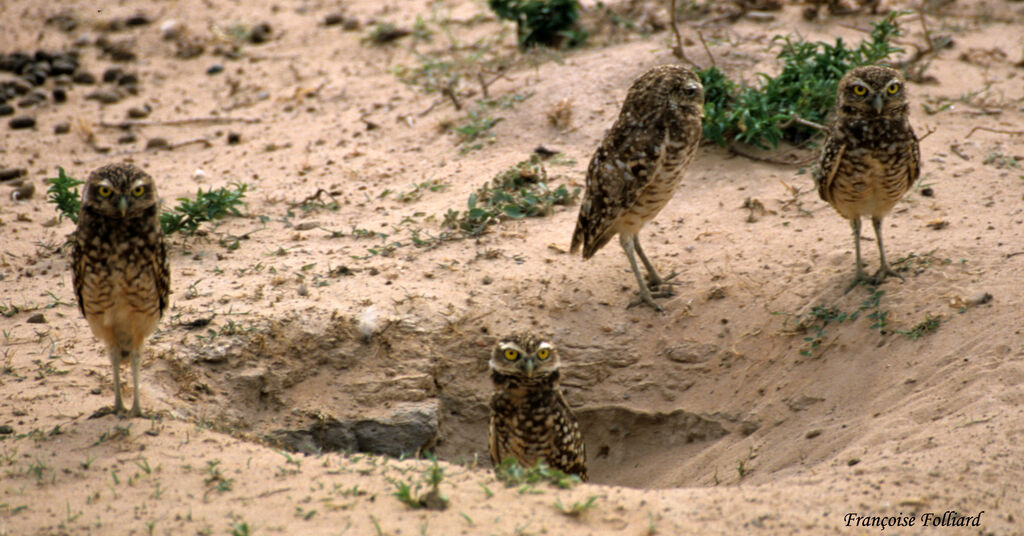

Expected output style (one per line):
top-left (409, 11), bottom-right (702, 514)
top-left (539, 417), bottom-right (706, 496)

top-left (0, 104), bottom-right (13, 116)
top-left (0, 425), bottom-right (12, 435)
top-left (85, 88), bottom-right (121, 104)
top-left (785, 395), bottom-right (824, 412)
top-left (160, 19), bottom-right (184, 40)
top-left (805, 429), bottom-right (822, 439)
top-left (249, 22), bottom-right (272, 44)
top-left (921, 187), bottom-right (934, 197)
top-left (739, 421), bottom-right (760, 436)
top-left (967, 292), bottom-right (993, 307)
top-left (297, 284), bottom-right (309, 297)
top-left (324, 13), bottom-right (345, 26)
top-left (342, 18), bottom-right (361, 31)
top-left (926, 220), bottom-right (949, 230)
top-left (90, 387), bottom-right (102, 395)
top-left (72, 71), bottom-right (96, 84)
top-left (206, 64), bottom-right (224, 75)
top-left (706, 286), bottom-right (727, 300)
top-left (226, 131), bottom-right (241, 144)
top-left (848, 458), bottom-right (861, 466)
top-left (117, 72), bottom-right (138, 86)
top-left (482, 275), bottom-right (493, 285)
top-left (102, 67), bottom-right (123, 83)
top-left (9, 116), bottom-right (35, 129)
top-left (125, 13), bottom-right (152, 26)
top-left (146, 137), bottom-right (170, 150)
top-left (52, 87), bottom-right (67, 103)
top-left (12, 181), bottom-right (35, 201)
top-left (117, 133), bottom-right (137, 144)
top-left (45, 11), bottom-right (79, 32)
top-left (126, 104), bottom-right (151, 118)
top-left (663, 341), bottom-right (719, 364)
top-left (26, 313), bottom-right (46, 324)
top-left (17, 92), bottom-right (45, 107)
top-left (54, 121), bottom-right (71, 134)
top-left (97, 37), bottom-right (137, 62)
top-left (0, 168), bottom-right (26, 182)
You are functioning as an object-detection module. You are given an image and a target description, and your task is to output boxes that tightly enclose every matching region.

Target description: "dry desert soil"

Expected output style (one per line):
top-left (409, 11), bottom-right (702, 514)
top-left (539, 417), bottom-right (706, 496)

top-left (2, 0), bottom-right (1024, 534)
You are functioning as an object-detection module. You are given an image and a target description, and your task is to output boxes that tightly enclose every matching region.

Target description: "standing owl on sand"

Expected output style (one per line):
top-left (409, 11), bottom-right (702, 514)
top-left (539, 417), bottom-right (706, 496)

top-left (72, 163), bottom-right (170, 417)
top-left (814, 65), bottom-right (920, 288)
top-left (570, 64), bottom-right (704, 312)
top-left (488, 333), bottom-right (588, 481)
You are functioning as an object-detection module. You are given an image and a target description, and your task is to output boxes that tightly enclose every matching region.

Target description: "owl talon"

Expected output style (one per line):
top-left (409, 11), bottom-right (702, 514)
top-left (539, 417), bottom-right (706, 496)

top-left (627, 292), bottom-right (666, 313)
top-left (871, 266), bottom-right (904, 286)
top-left (89, 405), bottom-right (123, 419)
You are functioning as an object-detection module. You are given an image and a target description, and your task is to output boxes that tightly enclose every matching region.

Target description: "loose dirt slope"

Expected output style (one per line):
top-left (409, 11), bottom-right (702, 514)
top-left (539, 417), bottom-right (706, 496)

top-left (1, 0), bottom-right (1023, 534)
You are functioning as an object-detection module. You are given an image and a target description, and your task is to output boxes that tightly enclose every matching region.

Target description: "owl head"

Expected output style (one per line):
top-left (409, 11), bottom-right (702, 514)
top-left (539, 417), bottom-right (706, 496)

top-left (490, 333), bottom-right (560, 378)
top-left (622, 64), bottom-right (704, 118)
top-left (81, 163), bottom-right (159, 219)
top-left (836, 65), bottom-right (908, 119)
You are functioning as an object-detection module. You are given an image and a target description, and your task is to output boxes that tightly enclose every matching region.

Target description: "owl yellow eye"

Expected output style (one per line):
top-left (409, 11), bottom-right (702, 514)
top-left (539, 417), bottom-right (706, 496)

top-left (887, 82), bottom-right (901, 95)
top-left (132, 185), bottom-right (145, 197)
top-left (97, 186), bottom-right (113, 197)
top-left (537, 348), bottom-right (550, 360)
top-left (503, 349), bottom-right (518, 360)
top-left (852, 85), bottom-right (867, 96)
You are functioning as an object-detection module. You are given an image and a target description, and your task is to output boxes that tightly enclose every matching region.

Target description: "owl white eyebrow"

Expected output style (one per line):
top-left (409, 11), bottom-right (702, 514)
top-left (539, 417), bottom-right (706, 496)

top-left (498, 343), bottom-right (524, 352)
top-left (130, 180), bottom-right (146, 189)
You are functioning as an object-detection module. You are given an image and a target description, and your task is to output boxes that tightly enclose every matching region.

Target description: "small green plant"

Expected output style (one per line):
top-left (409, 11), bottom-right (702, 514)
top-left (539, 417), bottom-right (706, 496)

top-left (489, 0), bottom-right (586, 49)
top-left (450, 93), bottom-right (533, 153)
top-left (897, 315), bottom-right (941, 339)
top-left (554, 495), bottom-right (599, 516)
top-left (203, 460), bottom-right (234, 494)
top-left (442, 155), bottom-right (580, 236)
top-left (46, 167), bottom-right (84, 223)
top-left (391, 457), bottom-right (449, 510)
top-left (698, 12), bottom-right (906, 149)
top-left (494, 457), bottom-right (581, 489)
top-left (160, 182), bottom-right (248, 235)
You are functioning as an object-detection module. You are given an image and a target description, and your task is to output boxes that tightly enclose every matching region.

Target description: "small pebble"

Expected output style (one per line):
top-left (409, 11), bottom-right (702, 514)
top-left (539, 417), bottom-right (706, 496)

top-left (146, 137), bottom-right (169, 150)
top-left (102, 67), bottom-right (123, 83)
top-left (0, 425), bottom-right (13, 435)
top-left (54, 121), bottom-right (70, 134)
top-left (9, 115), bottom-right (35, 129)
top-left (342, 19), bottom-right (360, 31)
top-left (125, 13), bottom-right (151, 26)
top-left (805, 429), bottom-right (822, 439)
top-left (250, 22), bottom-right (272, 43)
top-left (297, 284), bottom-right (309, 297)
top-left (117, 133), bottom-right (137, 144)
top-left (0, 104), bottom-right (13, 116)
top-left (52, 87), bottom-right (67, 103)
top-left (12, 181), bottom-right (35, 200)
top-left (26, 313), bottom-right (46, 324)
top-left (85, 89), bottom-right (120, 104)
top-left (967, 292), bottom-right (993, 306)
top-left (324, 13), bottom-right (345, 26)
top-left (72, 71), bottom-right (96, 84)
top-left (921, 187), bottom-right (934, 197)
top-left (206, 64), bottom-right (224, 75)
top-left (226, 131), bottom-right (240, 144)
top-left (117, 73), bottom-right (138, 86)
top-left (127, 104), bottom-right (151, 118)
top-left (90, 387), bottom-right (102, 395)
top-left (0, 168), bottom-right (26, 181)
top-left (482, 276), bottom-right (493, 285)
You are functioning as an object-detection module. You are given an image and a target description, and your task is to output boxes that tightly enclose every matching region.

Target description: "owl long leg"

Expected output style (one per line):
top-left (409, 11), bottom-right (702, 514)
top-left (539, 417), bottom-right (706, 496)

top-left (870, 216), bottom-right (904, 285)
top-left (633, 234), bottom-right (678, 289)
top-left (129, 347), bottom-right (142, 417)
top-left (845, 218), bottom-right (869, 292)
top-left (620, 234), bottom-right (665, 312)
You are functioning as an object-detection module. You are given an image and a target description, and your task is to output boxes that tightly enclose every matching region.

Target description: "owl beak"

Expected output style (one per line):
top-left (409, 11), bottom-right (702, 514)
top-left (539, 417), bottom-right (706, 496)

top-left (521, 357), bottom-right (535, 375)
top-left (118, 196), bottom-right (128, 216)
top-left (872, 93), bottom-right (884, 114)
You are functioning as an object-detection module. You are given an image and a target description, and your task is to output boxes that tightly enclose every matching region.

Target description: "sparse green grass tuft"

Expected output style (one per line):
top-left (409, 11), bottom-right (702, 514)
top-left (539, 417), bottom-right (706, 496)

top-left (391, 457), bottom-right (449, 510)
top-left (554, 495), bottom-right (599, 516)
top-left (443, 155), bottom-right (580, 236)
top-left (46, 167), bottom-right (84, 224)
top-left (160, 182), bottom-right (248, 235)
top-left (698, 11), bottom-right (906, 149)
top-left (489, 0), bottom-right (586, 49)
top-left (494, 457), bottom-right (581, 489)
top-left (897, 315), bottom-right (941, 339)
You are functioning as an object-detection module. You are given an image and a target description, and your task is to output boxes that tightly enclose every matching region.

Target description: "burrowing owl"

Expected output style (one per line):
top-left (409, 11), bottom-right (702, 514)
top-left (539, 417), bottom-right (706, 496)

top-left (570, 64), bottom-right (704, 312)
top-left (814, 65), bottom-right (920, 287)
top-left (72, 163), bottom-right (170, 417)
top-left (488, 333), bottom-right (588, 481)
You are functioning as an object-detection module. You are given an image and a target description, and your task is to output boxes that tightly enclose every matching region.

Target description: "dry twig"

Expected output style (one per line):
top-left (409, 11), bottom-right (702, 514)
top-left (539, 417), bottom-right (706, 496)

top-left (98, 116), bottom-right (261, 129)
top-left (966, 126), bottom-right (1024, 138)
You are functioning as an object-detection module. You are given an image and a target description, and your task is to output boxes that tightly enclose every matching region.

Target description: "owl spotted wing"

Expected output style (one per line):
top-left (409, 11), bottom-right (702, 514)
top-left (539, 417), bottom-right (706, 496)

top-left (549, 391), bottom-right (588, 481)
top-left (814, 130), bottom-right (846, 205)
top-left (71, 232), bottom-right (88, 317)
top-left (151, 231), bottom-right (170, 317)
top-left (571, 112), bottom-right (668, 259)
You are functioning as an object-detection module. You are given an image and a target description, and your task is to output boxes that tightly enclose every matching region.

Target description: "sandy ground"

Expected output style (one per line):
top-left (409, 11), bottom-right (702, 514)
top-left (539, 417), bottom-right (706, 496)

top-left (2, 0), bottom-right (1024, 534)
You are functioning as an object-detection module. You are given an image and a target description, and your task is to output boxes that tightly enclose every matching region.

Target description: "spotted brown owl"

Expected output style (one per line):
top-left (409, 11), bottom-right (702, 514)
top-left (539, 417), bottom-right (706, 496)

top-left (570, 64), bottom-right (704, 312)
top-left (488, 333), bottom-right (587, 481)
top-left (72, 162), bottom-right (170, 417)
top-left (814, 65), bottom-right (920, 287)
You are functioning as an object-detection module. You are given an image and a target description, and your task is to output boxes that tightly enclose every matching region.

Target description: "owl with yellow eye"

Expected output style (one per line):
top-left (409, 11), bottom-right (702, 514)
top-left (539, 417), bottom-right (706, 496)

top-left (73, 162), bottom-right (170, 417)
top-left (488, 333), bottom-right (588, 480)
